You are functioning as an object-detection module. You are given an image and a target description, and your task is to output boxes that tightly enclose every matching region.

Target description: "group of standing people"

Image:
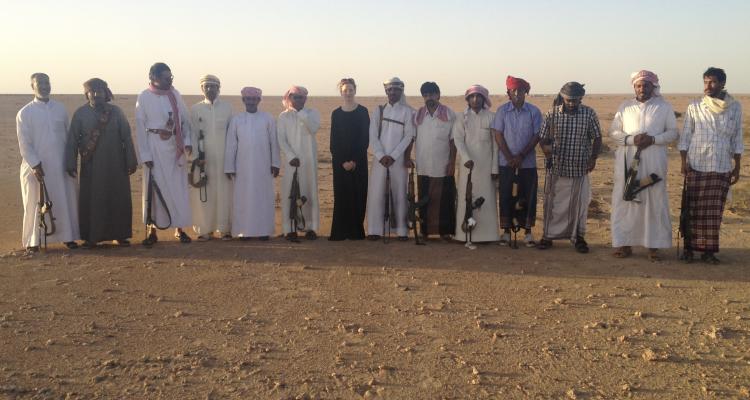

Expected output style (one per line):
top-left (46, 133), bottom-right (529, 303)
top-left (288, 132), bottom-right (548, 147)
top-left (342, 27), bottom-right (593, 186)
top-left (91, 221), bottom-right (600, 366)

top-left (16, 64), bottom-right (743, 264)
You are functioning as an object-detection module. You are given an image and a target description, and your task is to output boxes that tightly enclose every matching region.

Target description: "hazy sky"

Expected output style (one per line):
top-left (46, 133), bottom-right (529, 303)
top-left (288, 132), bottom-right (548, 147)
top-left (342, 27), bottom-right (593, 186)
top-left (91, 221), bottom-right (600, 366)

top-left (2, 0), bottom-right (749, 96)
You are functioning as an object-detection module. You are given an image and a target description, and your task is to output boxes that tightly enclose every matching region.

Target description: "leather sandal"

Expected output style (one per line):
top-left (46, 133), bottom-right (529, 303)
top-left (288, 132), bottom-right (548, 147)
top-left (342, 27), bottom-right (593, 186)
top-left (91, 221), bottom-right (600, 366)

top-left (175, 231), bottom-right (192, 244)
top-left (613, 246), bottom-right (632, 258)
top-left (142, 232), bottom-right (158, 247)
top-left (574, 237), bottom-right (589, 254)
top-left (537, 239), bottom-right (553, 250)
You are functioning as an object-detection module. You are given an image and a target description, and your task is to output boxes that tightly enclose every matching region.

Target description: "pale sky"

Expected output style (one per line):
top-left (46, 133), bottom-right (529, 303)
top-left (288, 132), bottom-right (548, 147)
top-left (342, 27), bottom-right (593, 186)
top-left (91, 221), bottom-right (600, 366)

top-left (2, 0), bottom-right (748, 96)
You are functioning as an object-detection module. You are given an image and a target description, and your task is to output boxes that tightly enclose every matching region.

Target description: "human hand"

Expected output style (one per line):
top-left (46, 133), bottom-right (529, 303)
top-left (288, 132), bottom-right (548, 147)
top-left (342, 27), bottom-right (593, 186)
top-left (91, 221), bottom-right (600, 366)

top-left (66, 169), bottom-right (77, 178)
top-left (32, 164), bottom-right (44, 181)
top-left (271, 167), bottom-right (280, 177)
top-left (226, 172), bottom-right (235, 179)
top-left (380, 156), bottom-right (395, 168)
top-left (730, 168), bottom-right (740, 185)
top-left (185, 146), bottom-right (192, 157)
top-left (464, 160), bottom-right (474, 169)
top-left (289, 158), bottom-right (300, 167)
top-left (681, 161), bottom-right (691, 176)
top-left (145, 161), bottom-right (154, 169)
top-left (587, 157), bottom-right (597, 172)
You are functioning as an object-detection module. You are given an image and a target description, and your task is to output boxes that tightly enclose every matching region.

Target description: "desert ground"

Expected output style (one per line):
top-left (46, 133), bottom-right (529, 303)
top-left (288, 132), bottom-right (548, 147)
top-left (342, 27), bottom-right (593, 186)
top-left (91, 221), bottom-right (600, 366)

top-left (0, 92), bottom-right (748, 399)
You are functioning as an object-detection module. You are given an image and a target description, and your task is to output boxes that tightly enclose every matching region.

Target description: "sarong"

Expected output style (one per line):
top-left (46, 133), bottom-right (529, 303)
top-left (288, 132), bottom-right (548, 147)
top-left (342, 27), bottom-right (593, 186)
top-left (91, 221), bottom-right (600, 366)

top-left (499, 166), bottom-right (538, 230)
top-left (685, 170), bottom-right (731, 252)
top-left (542, 173), bottom-right (590, 241)
top-left (418, 175), bottom-right (456, 236)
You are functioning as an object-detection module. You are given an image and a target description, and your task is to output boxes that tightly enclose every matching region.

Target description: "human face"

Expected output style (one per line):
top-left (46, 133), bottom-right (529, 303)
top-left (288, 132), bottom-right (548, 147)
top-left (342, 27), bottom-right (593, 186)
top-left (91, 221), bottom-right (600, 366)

top-left (467, 93), bottom-right (485, 112)
top-left (290, 94), bottom-right (306, 111)
top-left (422, 92), bottom-right (440, 109)
top-left (152, 70), bottom-right (173, 90)
top-left (202, 83), bottom-right (220, 103)
top-left (340, 83), bottom-right (356, 101)
top-left (86, 87), bottom-right (107, 108)
top-left (703, 75), bottom-right (725, 98)
top-left (634, 81), bottom-right (654, 103)
top-left (31, 75), bottom-right (51, 100)
top-left (508, 88), bottom-right (526, 108)
top-left (386, 86), bottom-right (403, 104)
top-left (562, 97), bottom-right (581, 112)
top-left (243, 96), bottom-right (261, 113)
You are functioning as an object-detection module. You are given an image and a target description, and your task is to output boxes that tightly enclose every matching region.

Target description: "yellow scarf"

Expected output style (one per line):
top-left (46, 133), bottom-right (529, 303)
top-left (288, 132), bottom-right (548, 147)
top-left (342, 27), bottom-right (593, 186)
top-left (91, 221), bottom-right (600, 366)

top-left (702, 92), bottom-right (735, 114)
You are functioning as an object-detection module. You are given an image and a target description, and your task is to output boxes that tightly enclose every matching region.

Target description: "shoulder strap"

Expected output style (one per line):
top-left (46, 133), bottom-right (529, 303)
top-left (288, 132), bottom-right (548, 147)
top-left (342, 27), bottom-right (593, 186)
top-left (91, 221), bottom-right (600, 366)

top-left (378, 105), bottom-right (385, 140)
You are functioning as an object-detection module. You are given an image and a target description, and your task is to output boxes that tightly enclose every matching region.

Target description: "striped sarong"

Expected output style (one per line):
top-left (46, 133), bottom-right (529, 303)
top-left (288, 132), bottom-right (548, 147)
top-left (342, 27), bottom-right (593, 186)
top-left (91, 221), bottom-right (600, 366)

top-left (542, 174), bottom-right (591, 241)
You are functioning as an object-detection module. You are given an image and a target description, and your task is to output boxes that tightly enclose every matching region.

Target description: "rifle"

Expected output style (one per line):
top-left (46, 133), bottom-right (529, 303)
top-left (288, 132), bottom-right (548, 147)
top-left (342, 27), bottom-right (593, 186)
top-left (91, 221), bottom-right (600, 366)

top-left (288, 166), bottom-right (307, 242)
top-left (383, 167), bottom-right (397, 243)
top-left (460, 166), bottom-right (485, 250)
top-left (677, 175), bottom-right (692, 257)
top-left (37, 177), bottom-right (56, 251)
top-left (189, 128), bottom-right (208, 202)
top-left (142, 166), bottom-right (172, 246)
top-left (407, 166), bottom-right (428, 245)
top-left (623, 147), bottom-right (661, 202)
top-left (509, 168), bottom-right (528, 249)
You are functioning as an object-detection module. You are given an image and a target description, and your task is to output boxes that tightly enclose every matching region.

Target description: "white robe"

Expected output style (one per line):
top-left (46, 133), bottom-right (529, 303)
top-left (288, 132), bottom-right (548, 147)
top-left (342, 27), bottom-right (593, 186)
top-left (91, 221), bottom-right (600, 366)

top-left (135, 88), bottom-right (192, 228)
top-left (454, 108), bottom-right (500, 242)
top-left (366, 102), bottom-right (416, 236)
top-left (225, 111), bottom-right (280, 237)
top-left (190, 99), bottom-right (233, 236)
top-left (277, 107), bottom-right (321, 234)
top-left (610, 96), bottom-right (678, 248)
top-left (16, 98), bottom-right (79, 247)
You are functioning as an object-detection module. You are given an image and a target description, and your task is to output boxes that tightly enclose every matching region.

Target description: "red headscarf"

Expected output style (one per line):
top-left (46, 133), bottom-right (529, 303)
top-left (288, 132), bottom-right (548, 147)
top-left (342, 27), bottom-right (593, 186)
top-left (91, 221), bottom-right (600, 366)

top-left (506, 75), bottom-right (531, 93)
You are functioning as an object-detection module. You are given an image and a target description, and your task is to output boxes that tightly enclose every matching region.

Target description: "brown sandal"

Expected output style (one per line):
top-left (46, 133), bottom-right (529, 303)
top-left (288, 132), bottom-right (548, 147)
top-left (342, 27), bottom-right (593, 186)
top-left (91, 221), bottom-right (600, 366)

top-left (613, 246), bottom-right (633, 258)
top-left (647, 249), bottom-right (661, 262)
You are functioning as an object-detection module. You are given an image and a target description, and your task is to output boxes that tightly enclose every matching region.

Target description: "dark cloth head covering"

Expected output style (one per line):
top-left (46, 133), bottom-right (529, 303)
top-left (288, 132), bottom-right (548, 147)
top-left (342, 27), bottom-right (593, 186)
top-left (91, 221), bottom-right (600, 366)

top-left (553, 81), bottom-right (585, 107)
top-left (506, 76), bottom-right (530, 93)
top-left (420, 81), bottom-right (440, 95)
top-left (83, 78), bottom-right (113, 102)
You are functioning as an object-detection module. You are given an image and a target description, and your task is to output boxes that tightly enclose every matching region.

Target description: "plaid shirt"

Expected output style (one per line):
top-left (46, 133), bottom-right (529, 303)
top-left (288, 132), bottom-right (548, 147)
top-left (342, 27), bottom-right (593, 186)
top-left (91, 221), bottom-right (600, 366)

top-left (539, 104), bottom-right (602, 177)
top-left (678, 98), bottom-right (743, 173)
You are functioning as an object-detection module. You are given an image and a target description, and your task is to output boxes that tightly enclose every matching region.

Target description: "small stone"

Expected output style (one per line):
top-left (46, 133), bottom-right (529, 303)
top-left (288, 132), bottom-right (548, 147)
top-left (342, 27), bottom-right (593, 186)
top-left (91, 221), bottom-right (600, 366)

top-left (174, 311), bottom-right (185, 318)
top-left (45, 339), bottom-right (55, 346)
top-left (565, 388), bottom-right (578, 399)
top-left (656, 282), bottom-right (663, 288)
top-left (471, 366), bottom-right (480, 376)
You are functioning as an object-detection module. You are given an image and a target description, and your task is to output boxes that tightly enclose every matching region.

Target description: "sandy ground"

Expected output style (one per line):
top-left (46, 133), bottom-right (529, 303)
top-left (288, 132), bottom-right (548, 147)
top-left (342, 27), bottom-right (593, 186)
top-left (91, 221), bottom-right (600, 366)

top-left (0, 93), bottom-right (749, 399)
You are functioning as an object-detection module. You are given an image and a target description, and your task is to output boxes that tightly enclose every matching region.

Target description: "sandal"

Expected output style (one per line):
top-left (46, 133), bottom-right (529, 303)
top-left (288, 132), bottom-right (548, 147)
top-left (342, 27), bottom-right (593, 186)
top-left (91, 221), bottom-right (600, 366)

top-left (64, 241), bottom-right (79, 249)
top-left (26, 246), bottom-right (40, 254)
top-left (701, 252), bottom-right (720, 265)
top-left (367, 235), bottom-right (381, 241)
top-left (81, 241), bottom-right (96, 249)
top-left (537, 238), bottom-right (553, 250)
top-left (142, 232), bottom-right (158, 247)
top-left (221, 234), bottom-right (232, 241)
top-left (574, 237), bottom-right (589, 254)
top-left (613, 246), bottom-right (632, 258)
top-left (680, 249), bottom-right (694, 264)
top-left (115, 239), bottom-right (130, 247)
top-left (197, 235), bottom-right (211, 242)
top-left (397, 236), bottom-right (409, 242)
top-left (305, 231), bottom-right (318, 240)
top-left (647, 249), bottom-right (661, 262)
top-left (175, 231), bottom-right (192, 244)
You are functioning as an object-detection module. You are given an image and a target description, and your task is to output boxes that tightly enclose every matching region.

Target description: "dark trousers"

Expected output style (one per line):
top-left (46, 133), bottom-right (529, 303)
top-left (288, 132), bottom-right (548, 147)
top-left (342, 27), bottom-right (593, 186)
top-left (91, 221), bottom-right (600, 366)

top-left (498, 166), bottom-right (538, 230)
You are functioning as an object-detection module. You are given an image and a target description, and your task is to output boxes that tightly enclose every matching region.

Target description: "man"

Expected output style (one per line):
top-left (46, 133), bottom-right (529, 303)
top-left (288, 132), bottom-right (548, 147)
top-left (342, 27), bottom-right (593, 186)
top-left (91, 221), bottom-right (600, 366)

top-left (190, 74), bottom-right (233, 241)
top-left (491, 76), bottom-right (542, 247)
top-left (413, 82), bottom-right (456, 240)
top-left (225, 87), bottom-right (280, 240)
top-left (679, 67), bottom-right (743, 264)
top-left (610, 70), bottom-right (678, 261)
top-left (136, 62), bottom-right (193, 245)
top-left (16, 73), bottom-right (79, 252)
top-left (66, 78), bottom-right (138, 248)
top-left (365, 77), bottom-right (416, 241)
top-left (537, 82), bottom-right (602, 253)
top-left (277, 86), bottom-right (321, 240)
top-left (454, 84), bottom-right (499, 243)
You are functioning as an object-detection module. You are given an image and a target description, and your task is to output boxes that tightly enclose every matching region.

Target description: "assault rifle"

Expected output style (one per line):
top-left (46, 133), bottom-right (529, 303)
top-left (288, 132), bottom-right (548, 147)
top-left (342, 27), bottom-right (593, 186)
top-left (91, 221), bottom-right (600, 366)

top-left (288, 166), bottom-right (307, 242)
top-left (677, 175), bottom-right (692, 257)
top-left (37, 176), bottom-right (56, 251)
top-left (460, 166), bottom-right (485, 250)
top-left (189, 127), bottom-right (208, 202)
top-left (509, 168), bottom-right (528, 249)
top-left (407, 166), bottom-right (428, 245)
top-left (383, 167), bottom-right (397, 243)
top-left (142, 165), bottom-right (172, 247)
top-left (623, 147), bottom-right (661, 202)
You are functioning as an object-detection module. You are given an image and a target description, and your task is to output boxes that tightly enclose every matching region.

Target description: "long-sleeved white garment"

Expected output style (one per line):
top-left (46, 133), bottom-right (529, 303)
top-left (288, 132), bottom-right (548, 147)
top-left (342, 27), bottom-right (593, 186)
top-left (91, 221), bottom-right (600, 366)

top-left (415, 107), bottom-right (456, 178)
top-left (610, 96), bottom-right (678, 248)
top-left (366, 102), bottom-right (416, 236)
top-left (16, 98), bottom-right (80, 247)
top-left (453, 108), bottom-right (500, 242)
top-left (277, 107), bottom-right (321, 234)
top-left (225, 111), bottom-right (280, 237)
top-left (190, 98), bottom-right (233, 236)
top-left (135, 88), bottom-right (192, 228)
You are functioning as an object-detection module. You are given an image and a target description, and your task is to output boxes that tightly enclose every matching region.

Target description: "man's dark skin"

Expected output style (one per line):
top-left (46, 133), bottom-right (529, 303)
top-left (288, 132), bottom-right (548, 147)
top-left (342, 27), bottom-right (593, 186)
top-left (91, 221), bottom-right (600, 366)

top-left (226, 95), bottom-right (279, 179)
top-left (287, 94), bottom-right (307, 168)
top-left (680, 75), bottom-right (741, 185)
top-left (381, 86), bottom-right (404, 169)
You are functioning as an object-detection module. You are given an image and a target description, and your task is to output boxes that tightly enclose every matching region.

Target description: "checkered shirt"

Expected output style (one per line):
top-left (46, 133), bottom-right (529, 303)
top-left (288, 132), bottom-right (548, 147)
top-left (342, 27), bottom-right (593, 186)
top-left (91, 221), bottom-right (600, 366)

top-left (678, 99), bottom-right (743, 173)
top-left (539, 104), bottom-right (602, 177)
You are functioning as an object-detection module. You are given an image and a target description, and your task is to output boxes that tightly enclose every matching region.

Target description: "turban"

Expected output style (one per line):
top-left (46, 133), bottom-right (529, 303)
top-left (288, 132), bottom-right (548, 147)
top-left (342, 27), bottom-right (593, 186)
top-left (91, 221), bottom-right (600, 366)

top-left (559, 81), bottom-right (586, 100)
top-left (282, 85), bottom-right (308, 110)
top-left (464, 84), bottom-right (491, 109)
top-left (506, 75), bottom-right (530, 93)
top-left (83, 78), bottom-right (113, 102)
top-left (199, 74), bottom-right (220, 86)
top-left (241, 87), bottom-right (262, 98)
top-left (383, 77), bottom-right (405, 90)
top-left (420, 81), bottom-right (440, 95)
top-left (630, 70), bottom-right (660, 96)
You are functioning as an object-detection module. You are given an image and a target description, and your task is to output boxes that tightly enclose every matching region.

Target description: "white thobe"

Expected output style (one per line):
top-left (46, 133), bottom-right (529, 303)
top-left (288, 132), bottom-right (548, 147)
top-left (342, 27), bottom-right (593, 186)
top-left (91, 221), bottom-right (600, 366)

top-left (415, 107), bottom-right (456, 178)
top-left (225, 111), bottom-right (280, 237)
top-left (454, 108), bottom-right (500, 242)
top-left (366, 102), bottom-right (416, 236)
top-left (135, 88), bottom-right (192, 228)
top-left (610, 96), bottom-right (678, 248)
top-left (190, 99), bottom-right (233, 236)
top-left (277, 107), bottom-right (321, 234)
top-left (16, 98), bottom-right (80, 247)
